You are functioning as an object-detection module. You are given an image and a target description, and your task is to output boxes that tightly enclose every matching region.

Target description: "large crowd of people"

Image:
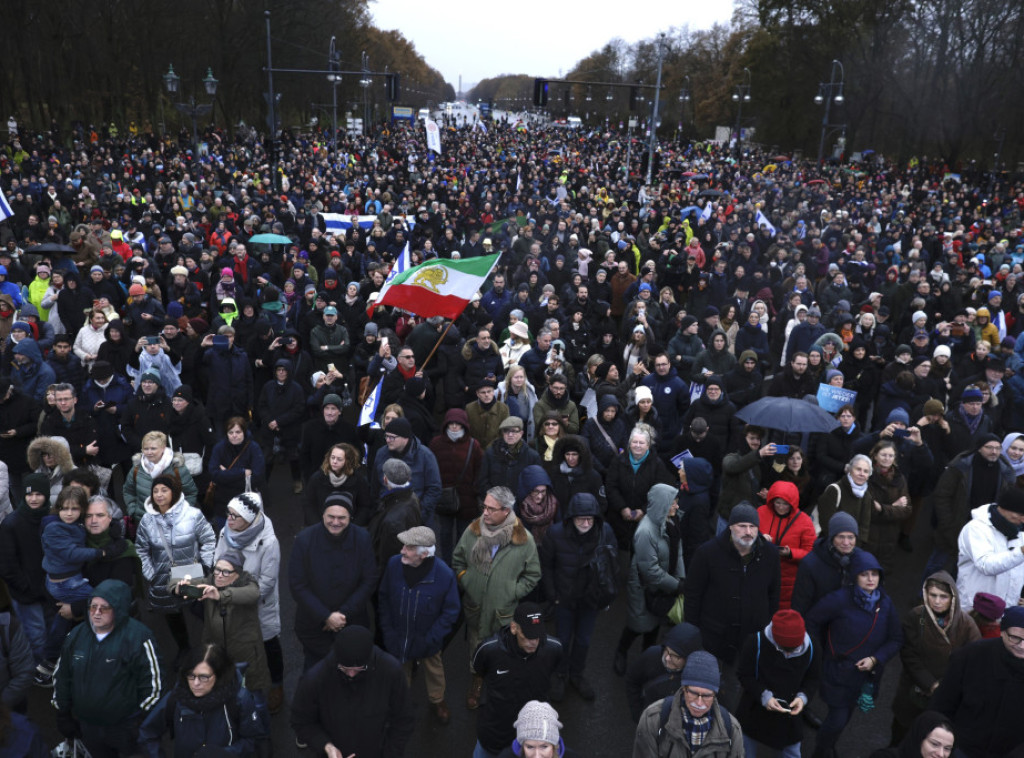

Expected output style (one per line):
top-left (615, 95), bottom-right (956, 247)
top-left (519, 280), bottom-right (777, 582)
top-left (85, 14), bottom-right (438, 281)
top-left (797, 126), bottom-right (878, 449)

top-left (0, 115), bottom-right (1023, 758)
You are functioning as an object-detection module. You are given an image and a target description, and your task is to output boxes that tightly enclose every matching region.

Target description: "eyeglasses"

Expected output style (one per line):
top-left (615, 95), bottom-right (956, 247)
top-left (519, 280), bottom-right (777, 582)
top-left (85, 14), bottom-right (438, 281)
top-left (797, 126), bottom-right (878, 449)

top-left (683, 687), bottom-right (715, 702)
top-left (226, 512), bottom-right (243, 520)
top-left (1005, 630), bottom-right (1024, 647)
top-left (186, 673), bottom-right (214, 682)
top-left (88, 604), bottom-right (113, 613)
top-left (212, 567), bottom-right (237, 577)
top-left (482, 505), bottom-right (508, 514)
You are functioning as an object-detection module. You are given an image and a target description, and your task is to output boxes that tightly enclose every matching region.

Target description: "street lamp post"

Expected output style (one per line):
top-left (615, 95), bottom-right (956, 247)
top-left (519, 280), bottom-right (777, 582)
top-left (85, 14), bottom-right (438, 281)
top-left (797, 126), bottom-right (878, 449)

top-left (731, 67), bottom-right (751, 158)
top-left (815, 59), bottom-right (845, 165)
top-left (327, 37), bottom-right (341, 153)
top-left (360, 51), bottom-right (371, 136)
top-left (678, 75), bottom-right (691, 141)
top-left (645, 33), bottom-right (666, 186)
top-left (163, 65), bottom-right (218, 159)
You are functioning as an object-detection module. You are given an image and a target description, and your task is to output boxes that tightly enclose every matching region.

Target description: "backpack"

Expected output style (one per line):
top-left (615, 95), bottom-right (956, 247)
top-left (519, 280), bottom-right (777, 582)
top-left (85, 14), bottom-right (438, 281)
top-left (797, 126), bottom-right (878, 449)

top-left (582, 543), bottom-right (617, 609)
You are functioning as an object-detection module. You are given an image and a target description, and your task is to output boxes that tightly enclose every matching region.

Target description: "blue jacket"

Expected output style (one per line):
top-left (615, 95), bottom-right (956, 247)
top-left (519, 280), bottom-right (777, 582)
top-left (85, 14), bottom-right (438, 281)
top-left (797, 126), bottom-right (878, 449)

top-left (805, 552), bottom-right (903, 707)
top-left (81, 374), bottom-right (135, 467)
top-left (371, 437), bottom-right (442, 525)
top-left (481, 287), bottom-right (513, 319)
top-left (641, 367), bottom-right (690, 432)
top-left (202, 345), bottom-right (254, 425)
top-left (288, 522), bottom-right (378, 659)
top-left (11, 339), bottom-right (56, 405)
top-left (40, 517), bottom-right (100, 576)
top-left (378, 554), bottom-right (460, 662)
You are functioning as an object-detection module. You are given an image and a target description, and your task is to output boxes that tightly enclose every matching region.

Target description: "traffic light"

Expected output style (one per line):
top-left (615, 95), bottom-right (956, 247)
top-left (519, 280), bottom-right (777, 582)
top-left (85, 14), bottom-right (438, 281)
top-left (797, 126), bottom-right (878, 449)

top-left (534, 78), bottom-right (549, 107)
top-left (386, 73), bottom-right (400, 101)
top-left (629, 86), bottom-right (638, 111)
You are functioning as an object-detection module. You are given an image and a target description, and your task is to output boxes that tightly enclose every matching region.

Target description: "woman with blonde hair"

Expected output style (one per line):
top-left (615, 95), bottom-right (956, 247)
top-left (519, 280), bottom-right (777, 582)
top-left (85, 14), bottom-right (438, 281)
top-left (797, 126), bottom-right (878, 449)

top-left (497, 364), bottom-right (538, 441)
top-left (123, 430), bottom-right (199, 522)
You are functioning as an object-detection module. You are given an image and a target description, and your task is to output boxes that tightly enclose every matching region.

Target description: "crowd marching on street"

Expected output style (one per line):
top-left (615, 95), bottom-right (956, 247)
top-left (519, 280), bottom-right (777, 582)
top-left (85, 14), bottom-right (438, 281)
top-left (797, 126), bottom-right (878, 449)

top-left (0, 114), bottom-right (1023, 758)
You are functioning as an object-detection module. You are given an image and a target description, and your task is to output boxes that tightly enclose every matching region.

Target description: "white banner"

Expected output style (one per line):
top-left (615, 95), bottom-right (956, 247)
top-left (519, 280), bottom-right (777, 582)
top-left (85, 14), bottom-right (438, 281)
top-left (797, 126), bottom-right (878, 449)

top-left (425, 119), bottom-right (442, 154)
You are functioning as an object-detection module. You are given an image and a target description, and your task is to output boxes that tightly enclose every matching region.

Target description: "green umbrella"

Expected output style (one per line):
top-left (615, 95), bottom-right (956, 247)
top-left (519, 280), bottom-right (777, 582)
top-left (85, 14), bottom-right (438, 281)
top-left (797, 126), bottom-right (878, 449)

top-left (248, 233), bottom-right (294, 245)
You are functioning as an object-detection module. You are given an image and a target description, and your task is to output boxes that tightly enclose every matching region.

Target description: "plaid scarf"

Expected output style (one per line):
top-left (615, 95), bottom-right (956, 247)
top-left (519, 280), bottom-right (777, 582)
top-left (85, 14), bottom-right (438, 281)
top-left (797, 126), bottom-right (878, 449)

top-left (680, 706), bottom-right (712, 750)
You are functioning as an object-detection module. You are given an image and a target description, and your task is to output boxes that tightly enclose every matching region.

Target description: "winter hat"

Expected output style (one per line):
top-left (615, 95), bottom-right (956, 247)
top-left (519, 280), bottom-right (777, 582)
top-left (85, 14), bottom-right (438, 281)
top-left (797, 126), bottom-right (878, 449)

top-left (499, 415), bottom-right (524, 431)
top-left (170, 265), bottom-right (188, 277)
top-left (322, 393), bottom-right (343, 409)
top-left (739, 349), bottom-right (758, 364)
top-left (10, 321), bottom-right (30, 334)
top-left (729, 502), bottom-right (760, 527)
top-left (151, 473), bottom-right (182, 504)
top-left (895, 344), bottom-right (912, 357)
top-left (1001, 605), bottom-right (1024, 631)
top-left (172, 385), bottom-right (193, 403)
top-left (384, 417), bottom-right (413, 438)
top-left (972, 592), bottom-right (1005, 621)
top-left (824, 368), bottom-right (843, 383)
top-left (922, 398), bottom-right (945, 417)
top-left (960, 387), bottom-right (984, 403)
top-left (679, 315), bottom-right (698, 331)
top-left (167, 301), bottom-right (184, 320)
top-left (912, 310), bottom-right (927, 325)
top-left (129, 283), bottom-right (145, 296)
top-left (91, 361), bottom-right (114, 381)
top-left (594, 361), bottom-right (613, 381)
top-left (662, 622), bottom-right (703, 658)
top-left (217, 551), bottom-right (246, 575)
top-left (680, 651), bottom-right (721, 693)
top-left (828, 511), bottom-right (860, 539)
top-left (771, 609), bottom-right (806, 648)
top-left (322, 491), bottom-right (355, 516)
top-left (885, 407), bottom-right (910, 426)
top-left (188, 318), bottom-right (209, 336)
top-left (23, 473), bottom-right (50, 504)
top-left (976, 433), bottom-right (1001, 450)
top-left (510, 322), bottom-right (530, 340)
top-left (634, 386), bottom-right (653, 403)
top-left (364, 322), bottom-right (379, 337)
top-left (632, 323), bottom-right (646, 335)
top-left (807, 306), bottom-right (822, 318)
top-left (221, 267), bottom-right (234, 278)
top-left (996, 487), bottom-right (1024, 515)
top-left (704, 375), bottom-right (724, 391)
top-left (140, 369), bottom-right (162, 386)
top-left (333, 625), bottom-right (374, 667)
top-left (933, 345), bottom-right (951, 359)
top-left (90, 265), bottom-right (105, 275)
top-left (703, 305), bottom-right (719, 318)
top-left (514, 701), bottom-right (562, 748)
top-left (227, 492), bottom-right (262, 524)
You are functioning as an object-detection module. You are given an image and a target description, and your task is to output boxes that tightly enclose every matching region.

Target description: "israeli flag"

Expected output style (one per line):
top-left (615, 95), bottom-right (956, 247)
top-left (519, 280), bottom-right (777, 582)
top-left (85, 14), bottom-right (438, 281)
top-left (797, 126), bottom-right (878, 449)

top-left (755, 209), bottom-right (777, 237)
top-left (359, 379), bottom-right (382, 428)
top-left (0, 189), bottom-right (13, 222)
top-left (700, 202), bottom-right (713, 223)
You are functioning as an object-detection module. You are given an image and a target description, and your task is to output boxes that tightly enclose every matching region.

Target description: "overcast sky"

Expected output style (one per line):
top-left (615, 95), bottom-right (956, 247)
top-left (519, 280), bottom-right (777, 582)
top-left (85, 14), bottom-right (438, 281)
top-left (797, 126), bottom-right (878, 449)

top-left (371, 0), bottom-right (736, 93)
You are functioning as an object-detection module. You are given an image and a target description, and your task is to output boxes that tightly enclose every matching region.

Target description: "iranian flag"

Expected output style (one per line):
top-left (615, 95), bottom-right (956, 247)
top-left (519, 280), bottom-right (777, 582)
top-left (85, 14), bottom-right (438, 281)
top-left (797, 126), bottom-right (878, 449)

top-left (374, 253), bottom-right (501, 319)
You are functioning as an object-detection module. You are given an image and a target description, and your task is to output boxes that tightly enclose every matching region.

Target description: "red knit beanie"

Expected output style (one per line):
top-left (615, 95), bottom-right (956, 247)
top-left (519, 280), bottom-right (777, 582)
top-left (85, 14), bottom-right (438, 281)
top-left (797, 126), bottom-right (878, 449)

top-left (772, 609), bottom-right (806, 648)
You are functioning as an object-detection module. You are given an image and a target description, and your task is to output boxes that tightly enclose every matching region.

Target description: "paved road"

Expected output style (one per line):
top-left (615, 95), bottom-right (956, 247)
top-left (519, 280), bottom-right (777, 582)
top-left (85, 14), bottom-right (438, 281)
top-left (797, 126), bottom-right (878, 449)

top-left (28, 466), bottom-right (939, 757)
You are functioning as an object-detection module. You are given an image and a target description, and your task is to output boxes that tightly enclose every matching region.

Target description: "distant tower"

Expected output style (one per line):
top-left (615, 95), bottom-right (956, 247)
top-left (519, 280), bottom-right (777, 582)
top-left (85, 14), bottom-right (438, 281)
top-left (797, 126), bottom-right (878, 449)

top-left (458, 75), bottom-right (462, 98)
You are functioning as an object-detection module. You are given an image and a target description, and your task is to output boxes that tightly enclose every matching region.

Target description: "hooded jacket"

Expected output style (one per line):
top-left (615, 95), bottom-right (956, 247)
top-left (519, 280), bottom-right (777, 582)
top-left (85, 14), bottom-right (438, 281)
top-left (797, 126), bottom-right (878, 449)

top-left (52, 579), bottom-right (163, 726)
top-left (11, 339), bottom-right (55, 404)
top-left (545, 435), bottom-right (607, 512)
top-left (626, 485), bottom-right (687, 634)
top-left (625, 622), bottom-right (704, 722)
top-left (582, 394), bottom-right (629, 471)
top-left (758, 481), bottom-right (816, 608)
top-left (539, 492), bottom-right (617, 607)
top-left (27, 436), bottom-right (75, 504)
top-left (892, 570), bottom-right (980, 729)
top-left (255, 358), bottom-right (306, 450)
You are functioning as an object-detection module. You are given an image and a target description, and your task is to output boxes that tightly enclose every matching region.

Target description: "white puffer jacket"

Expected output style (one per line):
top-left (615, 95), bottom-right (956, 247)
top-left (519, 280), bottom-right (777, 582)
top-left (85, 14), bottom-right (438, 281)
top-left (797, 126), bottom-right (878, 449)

top-left (956, 504), bottom-right (1024, 610)
top-left (213, 513), bottom-right (281, 639)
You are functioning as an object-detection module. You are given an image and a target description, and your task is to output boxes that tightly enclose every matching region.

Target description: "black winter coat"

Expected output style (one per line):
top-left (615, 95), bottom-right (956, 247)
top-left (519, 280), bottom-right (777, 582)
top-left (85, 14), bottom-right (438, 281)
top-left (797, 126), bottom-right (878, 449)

top-left (539, 494), bottom-right (616, 608)
top-left (0, 506), bottom-right (48, 604)
top-left (255, 378), bottom-right (306, 450)
top-left (476, 441), bottom-right (542, 500)
top-left (0, 390), bottom-right (40, 475)
top-left (119, 389), bottom-right (173, 452)
top-left (789, 538), bottom-right (865, 615)
top-left (684, 532), bottom-right (781, 663)
top-left (298, 416), bottom-right (362, 482)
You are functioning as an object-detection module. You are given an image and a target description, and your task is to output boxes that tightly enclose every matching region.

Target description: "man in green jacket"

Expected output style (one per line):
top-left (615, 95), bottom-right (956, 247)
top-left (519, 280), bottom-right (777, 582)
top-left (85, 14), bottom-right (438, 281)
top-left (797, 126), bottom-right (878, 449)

top-left (452, 485), bottom-right (541, 710)
top-left (52, 579), bottom-right (163, 757)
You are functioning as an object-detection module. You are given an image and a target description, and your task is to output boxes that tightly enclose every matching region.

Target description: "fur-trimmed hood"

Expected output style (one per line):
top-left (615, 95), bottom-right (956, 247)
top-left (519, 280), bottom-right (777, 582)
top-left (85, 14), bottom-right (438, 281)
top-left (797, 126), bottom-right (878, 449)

top-left (461, 336), bottom-right (501, 361)
top-left (28, 435), bottom-right (75, 472)
top-left (468, 513), bottom-right (531, 545)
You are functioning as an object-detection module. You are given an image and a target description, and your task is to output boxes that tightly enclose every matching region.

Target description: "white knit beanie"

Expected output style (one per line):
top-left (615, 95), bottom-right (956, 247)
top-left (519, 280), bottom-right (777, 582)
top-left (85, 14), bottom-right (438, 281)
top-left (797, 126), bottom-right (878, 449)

top-left (515, 701), bottom-right (561, 746)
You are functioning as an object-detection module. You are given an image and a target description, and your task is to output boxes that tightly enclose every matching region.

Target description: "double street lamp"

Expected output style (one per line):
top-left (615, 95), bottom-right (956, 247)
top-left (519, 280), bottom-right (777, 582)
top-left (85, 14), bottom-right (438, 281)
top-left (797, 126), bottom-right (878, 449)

top-left (164, 65), bottom-right (219, 158)
top-left (815, 59), bottom-right (846, 165)
top-left (731, 67), bottom-right (751, 157)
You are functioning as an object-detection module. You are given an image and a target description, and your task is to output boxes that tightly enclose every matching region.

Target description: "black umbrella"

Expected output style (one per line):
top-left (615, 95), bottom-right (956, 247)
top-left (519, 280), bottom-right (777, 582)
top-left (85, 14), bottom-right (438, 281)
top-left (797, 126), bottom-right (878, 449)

top-left (735, 396), bottom-right (839, 433)
top-left (26, 242), bottom-right (76, 254)
top-left (697, 189), bottom-right (724, 198)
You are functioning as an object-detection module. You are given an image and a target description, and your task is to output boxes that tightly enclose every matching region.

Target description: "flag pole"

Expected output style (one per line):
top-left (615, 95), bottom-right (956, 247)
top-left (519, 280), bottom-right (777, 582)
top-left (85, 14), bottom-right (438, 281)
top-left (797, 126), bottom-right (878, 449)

top-left (418, 320), bottom-right (455, 374)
